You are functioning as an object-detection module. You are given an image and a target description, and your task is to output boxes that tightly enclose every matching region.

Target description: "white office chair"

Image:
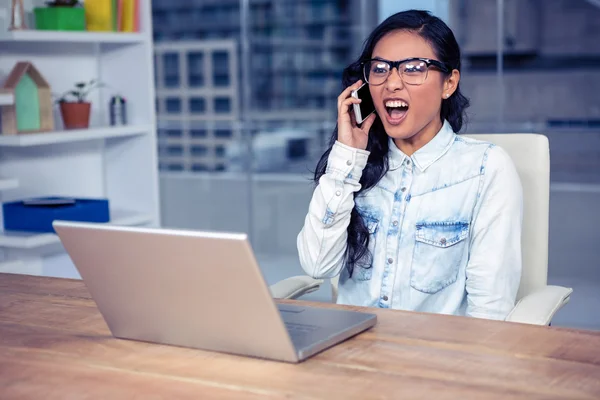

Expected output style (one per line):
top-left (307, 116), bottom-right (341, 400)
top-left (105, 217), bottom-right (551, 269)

top-left (270, 134), bottom-right (573, 326)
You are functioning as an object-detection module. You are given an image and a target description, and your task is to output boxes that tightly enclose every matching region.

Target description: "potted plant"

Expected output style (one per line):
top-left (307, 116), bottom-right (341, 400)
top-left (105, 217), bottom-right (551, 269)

top-left (35, 1), bottom-right (85, 31)
top-left (57, 80), bottom-right (102, 130)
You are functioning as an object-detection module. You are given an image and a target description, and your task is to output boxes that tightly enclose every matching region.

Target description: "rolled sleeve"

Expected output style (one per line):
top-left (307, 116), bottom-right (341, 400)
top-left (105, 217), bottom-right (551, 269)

top-left (297, 141), bottom-right (370, 279)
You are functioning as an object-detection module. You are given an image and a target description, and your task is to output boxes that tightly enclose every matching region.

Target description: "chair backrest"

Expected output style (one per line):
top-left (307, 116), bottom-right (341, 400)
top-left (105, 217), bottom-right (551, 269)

top-left (331, 133), bottom-right (550, 302)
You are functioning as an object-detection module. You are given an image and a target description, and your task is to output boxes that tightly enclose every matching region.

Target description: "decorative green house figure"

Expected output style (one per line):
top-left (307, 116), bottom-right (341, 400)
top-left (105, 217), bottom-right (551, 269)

top-left (1, 62), bottom-right (54, 135)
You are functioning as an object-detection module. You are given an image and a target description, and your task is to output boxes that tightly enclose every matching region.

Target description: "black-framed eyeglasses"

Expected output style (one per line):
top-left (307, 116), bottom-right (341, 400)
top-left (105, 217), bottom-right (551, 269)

top-left (362, 57), bottom-right (450, 86)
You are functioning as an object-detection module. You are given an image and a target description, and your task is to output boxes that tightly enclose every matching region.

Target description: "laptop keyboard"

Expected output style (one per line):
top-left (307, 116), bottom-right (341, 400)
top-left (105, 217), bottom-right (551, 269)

top-left (285, 322), bottom-right (320, 335)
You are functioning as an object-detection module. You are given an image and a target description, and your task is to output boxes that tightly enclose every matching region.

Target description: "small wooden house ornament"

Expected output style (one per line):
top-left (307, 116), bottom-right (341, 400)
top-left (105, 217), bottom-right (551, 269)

top-left (10, 0), bottom-right (27, 31)
top-left (0, 62), bottom-right (54, 135)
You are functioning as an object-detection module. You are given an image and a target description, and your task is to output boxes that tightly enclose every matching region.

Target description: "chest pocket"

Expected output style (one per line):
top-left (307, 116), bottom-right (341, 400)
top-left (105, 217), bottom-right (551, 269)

top-left (411, 222), bottom-right (469, 294)
top-left (352, 213), bottom-right (379, 281)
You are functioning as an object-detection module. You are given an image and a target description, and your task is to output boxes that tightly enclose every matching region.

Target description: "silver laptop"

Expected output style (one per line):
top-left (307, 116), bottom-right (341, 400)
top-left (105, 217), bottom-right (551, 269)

top-left (53, 221), bottom-right (377, 363)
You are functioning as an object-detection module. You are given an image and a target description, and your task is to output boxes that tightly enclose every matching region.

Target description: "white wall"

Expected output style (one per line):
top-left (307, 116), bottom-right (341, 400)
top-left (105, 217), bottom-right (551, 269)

top-left (378, 0), bottom-right (450, 23)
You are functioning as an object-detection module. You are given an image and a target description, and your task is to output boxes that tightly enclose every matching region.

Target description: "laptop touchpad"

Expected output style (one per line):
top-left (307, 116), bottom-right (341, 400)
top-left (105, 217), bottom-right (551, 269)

top-left (278, 305), bottom-right (306, 313)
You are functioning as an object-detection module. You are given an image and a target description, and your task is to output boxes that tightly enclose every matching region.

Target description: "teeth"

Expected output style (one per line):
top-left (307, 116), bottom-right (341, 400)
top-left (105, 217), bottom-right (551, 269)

top-left (385, 100), bottom-right (408, 108)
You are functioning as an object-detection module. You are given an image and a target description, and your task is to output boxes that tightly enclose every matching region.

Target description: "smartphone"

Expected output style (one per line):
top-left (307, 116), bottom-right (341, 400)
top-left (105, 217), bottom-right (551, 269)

top-left (351, 83), bottom-right (376, 125)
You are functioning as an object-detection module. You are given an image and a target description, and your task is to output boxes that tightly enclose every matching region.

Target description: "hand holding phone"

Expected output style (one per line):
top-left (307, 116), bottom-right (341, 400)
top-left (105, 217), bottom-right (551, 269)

top-left (336, 80), bottom-right (377, 151)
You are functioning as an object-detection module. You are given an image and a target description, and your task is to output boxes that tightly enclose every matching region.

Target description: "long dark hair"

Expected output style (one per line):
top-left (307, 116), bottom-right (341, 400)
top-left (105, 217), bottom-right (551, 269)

top-left (314, 10), bottom-right (470, 276)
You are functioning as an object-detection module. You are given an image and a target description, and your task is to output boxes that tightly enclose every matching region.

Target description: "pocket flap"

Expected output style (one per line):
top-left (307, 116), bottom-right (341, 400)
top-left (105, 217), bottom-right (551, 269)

top-left (415, 222), bottom-right (469, 248)
top-left (356, 206), bottom-right (380, 234)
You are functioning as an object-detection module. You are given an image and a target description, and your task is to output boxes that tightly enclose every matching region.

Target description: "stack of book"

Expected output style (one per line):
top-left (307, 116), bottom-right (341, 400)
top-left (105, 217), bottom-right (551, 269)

top-left (85, 0), bottom-right (140, 32)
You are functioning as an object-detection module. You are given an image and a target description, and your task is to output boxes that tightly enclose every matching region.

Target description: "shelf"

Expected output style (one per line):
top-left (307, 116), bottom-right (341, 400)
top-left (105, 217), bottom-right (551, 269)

top-left (0, 30), bottom-right (146, 45)
top-left (0, 93), bottom-right (14, 106)
top-left (0, 230), bottom-right (59, 249)
top-left (0, 125), bottom-right (152, 147)
top-left (0, 178), bottom-right (18, 191)
top-left (0, 210), bottom-right (154, 250)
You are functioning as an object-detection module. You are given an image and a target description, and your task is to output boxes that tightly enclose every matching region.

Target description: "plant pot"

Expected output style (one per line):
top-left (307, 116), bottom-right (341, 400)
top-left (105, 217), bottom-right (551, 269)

top-left (59, 102), bottom-right (91, 129)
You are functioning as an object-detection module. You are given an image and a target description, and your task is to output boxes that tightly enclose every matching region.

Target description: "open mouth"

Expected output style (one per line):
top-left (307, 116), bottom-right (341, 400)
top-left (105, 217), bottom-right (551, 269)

top-left (385, 100), bottom-right (409, 123)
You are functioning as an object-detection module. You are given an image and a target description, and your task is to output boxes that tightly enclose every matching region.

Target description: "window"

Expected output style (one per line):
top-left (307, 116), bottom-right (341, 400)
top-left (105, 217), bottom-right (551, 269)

top-left (166, 129), bottom-right (182, 137)
top-left (307, 25), bottom-right (324, 39)
top-left (191, 164), bottom-right (209, 172)
top-left (190, 129), bottom-right (207, 137)
top-left (215, 129), bottom-right (232, 138)
top-left (167, 145), bottom-right (183, 156)
top-left (166, 98), bottom-right (181, 113)
top-left (163, 53), bottom-right (180, 87)
top-left (191, 145), bottom-right (208, 156)
top-left (189, 97), bottom-right (206, 113)
top-left (214, 97), bottom-right (231, 113)
top-left (167, 163), bottom-right (184, 171)
top-left (212, 51), bottom-right (230, 87)
top-left (187, 52), bottom-right (205, 87)
top-left (215, 145), bottom-right (226, 157)
top-left (287, 138), bottom-right (308, 160)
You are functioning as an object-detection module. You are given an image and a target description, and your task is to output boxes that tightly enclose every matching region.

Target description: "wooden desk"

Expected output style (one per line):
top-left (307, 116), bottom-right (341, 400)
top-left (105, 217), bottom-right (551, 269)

top-left (1, 274), bottom-right (599, 399)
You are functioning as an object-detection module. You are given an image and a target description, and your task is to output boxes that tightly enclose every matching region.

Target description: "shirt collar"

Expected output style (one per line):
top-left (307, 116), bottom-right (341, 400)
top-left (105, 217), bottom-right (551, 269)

top-left (388, 120), bottom-right (456, 172)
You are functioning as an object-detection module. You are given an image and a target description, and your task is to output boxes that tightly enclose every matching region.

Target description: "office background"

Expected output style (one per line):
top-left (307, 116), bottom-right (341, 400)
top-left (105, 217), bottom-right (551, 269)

top-left (152, 0), bottom-right (600, 331)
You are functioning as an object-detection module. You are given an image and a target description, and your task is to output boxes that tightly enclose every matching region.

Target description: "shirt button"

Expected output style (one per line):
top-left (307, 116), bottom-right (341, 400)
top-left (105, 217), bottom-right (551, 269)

top-left (383, 295), bottom-right (389, 301)
top-left (440, 238), bottom-right (447, 245)
top-left (392, 220), bottom-right (398, 226)
top-left (335, 190), bottom-right (341, 196)
top-left (401, 187), bottom-right (406, 192)
top-left (346, 160), bottom-right (352, 166)
top-left (387, 258), bottom-right (393, 264)
top-left (406, 159), bottom-right (411, 166)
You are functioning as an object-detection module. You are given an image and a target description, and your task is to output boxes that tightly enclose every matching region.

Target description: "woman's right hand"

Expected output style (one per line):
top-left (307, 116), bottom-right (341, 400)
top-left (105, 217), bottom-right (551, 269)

top-left (337, 80), bottom-right (377, 150)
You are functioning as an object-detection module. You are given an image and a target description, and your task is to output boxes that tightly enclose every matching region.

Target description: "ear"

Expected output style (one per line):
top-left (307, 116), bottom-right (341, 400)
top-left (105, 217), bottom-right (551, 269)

top-left (442, 69), bottom-right (460, 100)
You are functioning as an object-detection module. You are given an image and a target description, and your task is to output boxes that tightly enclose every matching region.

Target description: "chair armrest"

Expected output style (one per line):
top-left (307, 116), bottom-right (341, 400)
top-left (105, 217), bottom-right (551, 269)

top-left (269, 276), bottom-right (324, 299)
top-left (505, 285), bottom-right (573, 325)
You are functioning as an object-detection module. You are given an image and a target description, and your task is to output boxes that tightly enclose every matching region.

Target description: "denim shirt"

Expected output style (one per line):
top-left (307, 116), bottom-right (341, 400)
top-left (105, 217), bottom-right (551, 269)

top-left (297, 120), bottom-right (523, 320)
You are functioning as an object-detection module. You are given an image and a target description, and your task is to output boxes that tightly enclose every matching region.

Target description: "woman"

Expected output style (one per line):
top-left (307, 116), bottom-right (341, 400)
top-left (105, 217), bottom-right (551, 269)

top-left (297, 10), bottom-right (523, 320)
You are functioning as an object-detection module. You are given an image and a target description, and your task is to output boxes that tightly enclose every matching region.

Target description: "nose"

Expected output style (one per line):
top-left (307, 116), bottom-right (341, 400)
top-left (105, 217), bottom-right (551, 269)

top-left (385, 67), bottom-right (404, 91)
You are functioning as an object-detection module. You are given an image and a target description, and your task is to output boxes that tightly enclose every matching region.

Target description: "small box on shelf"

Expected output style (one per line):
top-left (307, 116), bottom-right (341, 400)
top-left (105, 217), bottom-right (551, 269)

top-left (3, 197), bottom-right (110, 233)
top-left (34, 6), bottom-right (85, 31)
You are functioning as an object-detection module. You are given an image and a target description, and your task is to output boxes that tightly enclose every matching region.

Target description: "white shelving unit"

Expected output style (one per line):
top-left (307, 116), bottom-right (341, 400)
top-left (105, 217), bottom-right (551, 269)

top-left (0, 2), bottom-right (160, 277)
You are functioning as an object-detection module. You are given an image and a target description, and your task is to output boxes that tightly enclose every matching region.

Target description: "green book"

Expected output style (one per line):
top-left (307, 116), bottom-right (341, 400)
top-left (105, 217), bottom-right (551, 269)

top-left (112, 0), bottom-right (118, 31)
